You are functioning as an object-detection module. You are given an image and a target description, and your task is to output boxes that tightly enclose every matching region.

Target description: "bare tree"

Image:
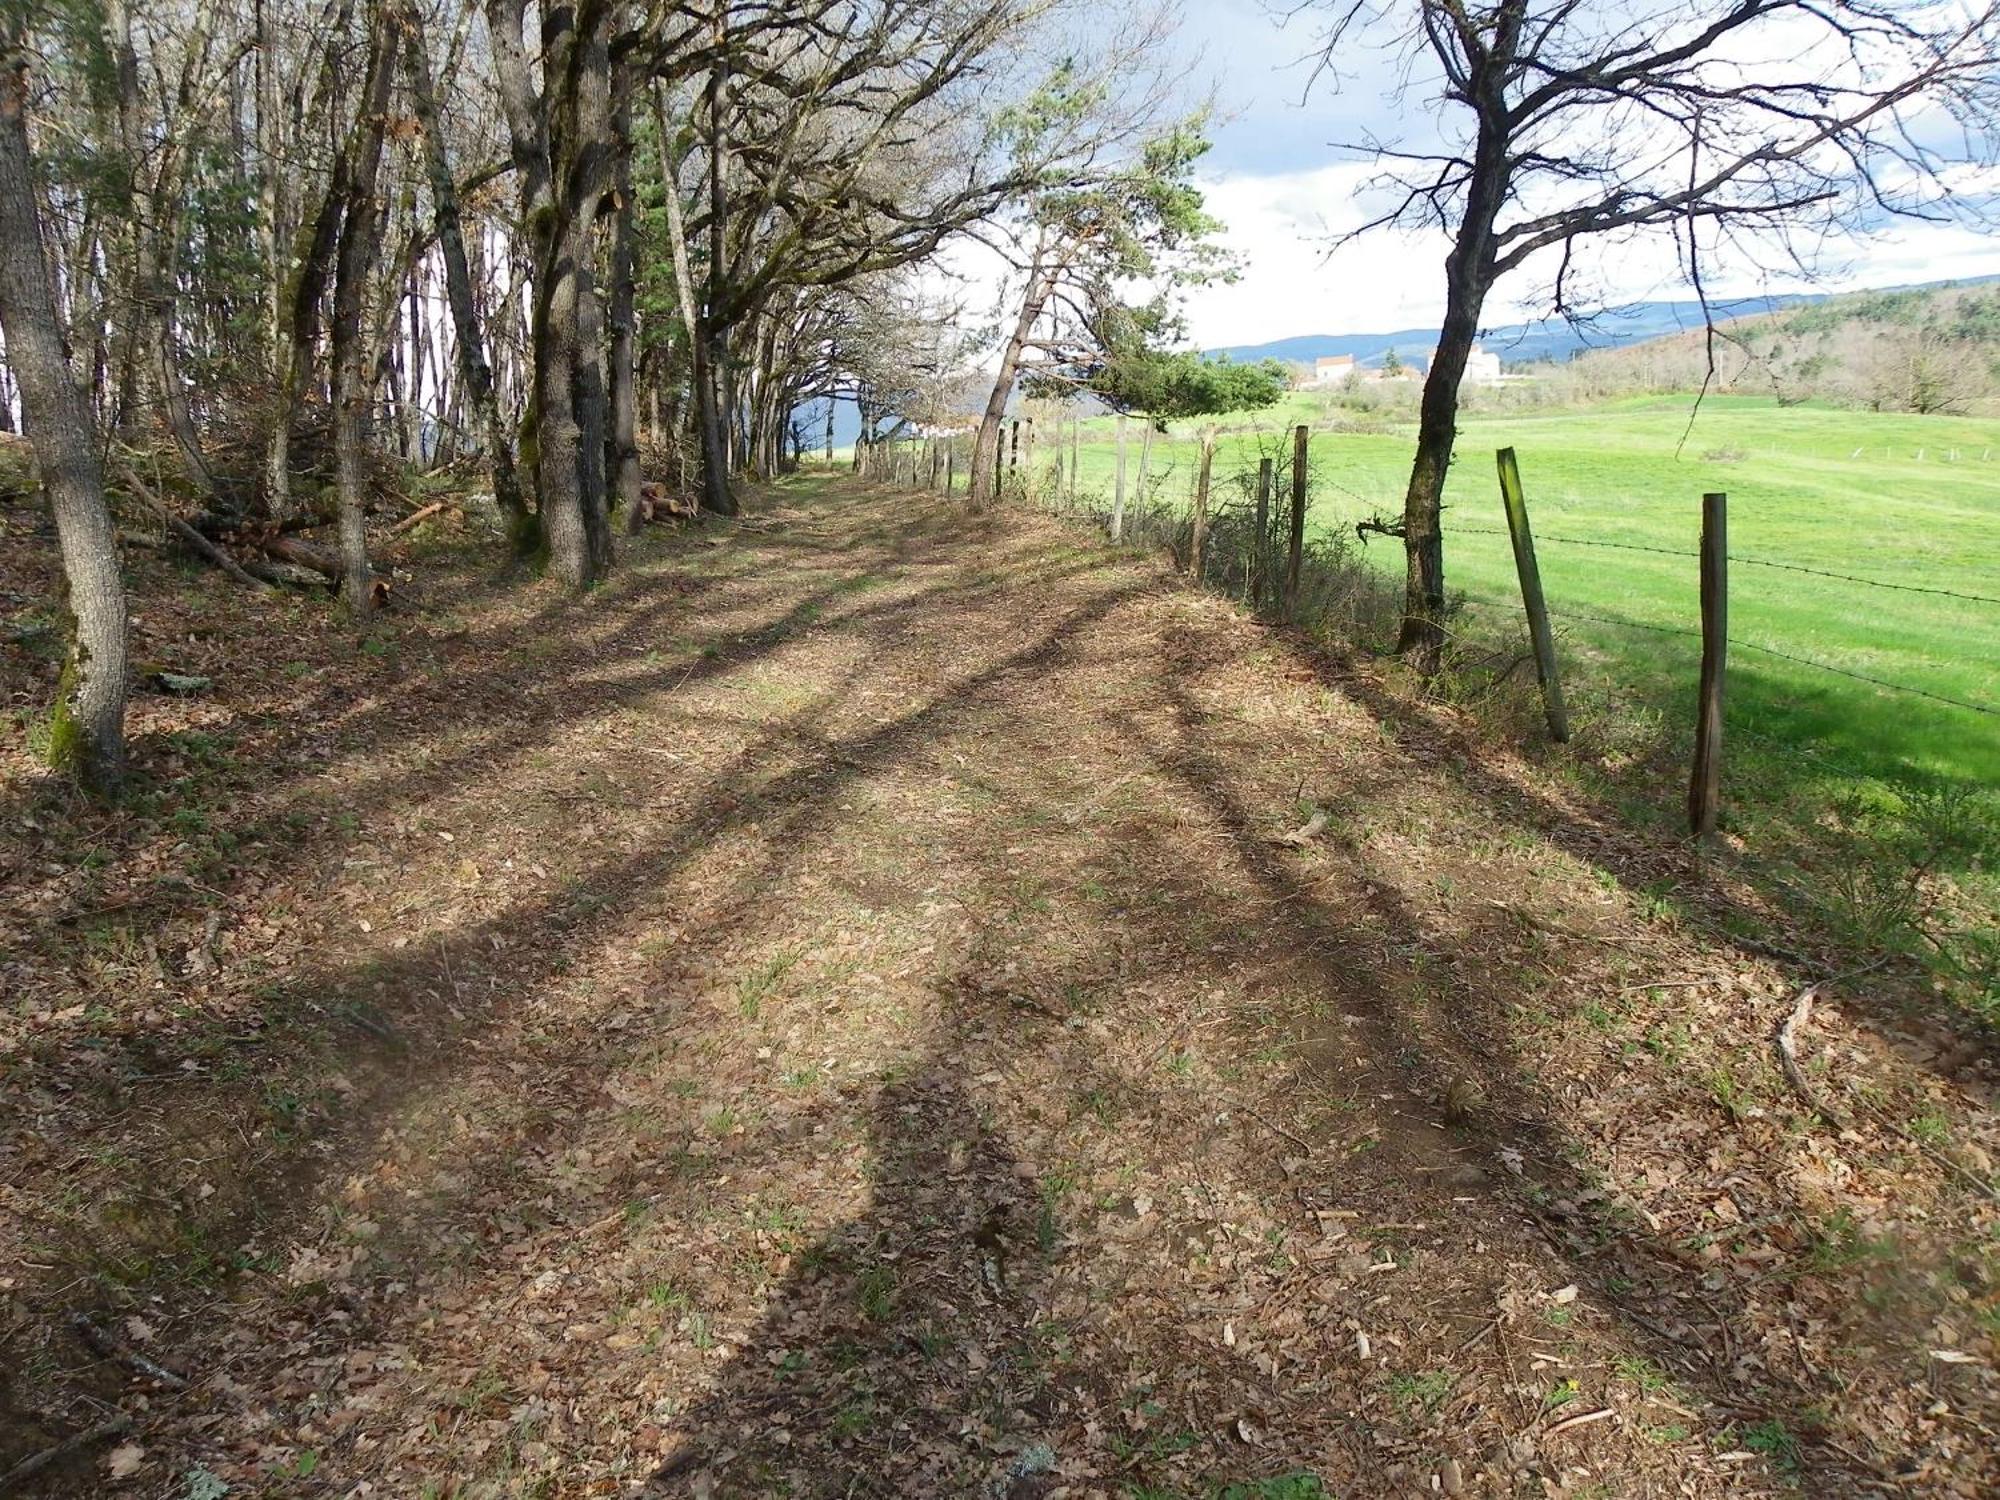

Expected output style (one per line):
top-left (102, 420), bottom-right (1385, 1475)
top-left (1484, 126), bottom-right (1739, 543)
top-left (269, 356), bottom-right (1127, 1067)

top-left (1313, 0), bottom-right (2000, 670)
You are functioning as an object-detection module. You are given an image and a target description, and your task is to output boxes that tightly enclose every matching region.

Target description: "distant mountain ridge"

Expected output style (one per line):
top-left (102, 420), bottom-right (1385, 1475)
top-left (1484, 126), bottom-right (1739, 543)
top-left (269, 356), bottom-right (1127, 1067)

top-left (1207, 275), bottom-right (2000, 370)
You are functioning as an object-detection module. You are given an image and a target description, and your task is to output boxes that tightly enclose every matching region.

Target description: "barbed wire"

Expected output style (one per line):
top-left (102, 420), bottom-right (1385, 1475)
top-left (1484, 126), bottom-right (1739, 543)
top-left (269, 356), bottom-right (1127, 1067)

top-left (1453, 523), bottom-right (1700, 560)
top-left (1722, 638), bottom-right (1998, 717)
top-left (1721, 554), bottom-right (2000, 606)
top-left (1447, 521), bottom-right (2000, 604)
top-left (1459, 595), bottom-right (1997, 716)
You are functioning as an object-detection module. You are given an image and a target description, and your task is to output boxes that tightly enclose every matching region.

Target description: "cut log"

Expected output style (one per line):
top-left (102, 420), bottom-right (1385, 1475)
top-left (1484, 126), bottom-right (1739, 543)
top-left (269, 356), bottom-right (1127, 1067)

top-left (260, 533), bottom-right (342, 579)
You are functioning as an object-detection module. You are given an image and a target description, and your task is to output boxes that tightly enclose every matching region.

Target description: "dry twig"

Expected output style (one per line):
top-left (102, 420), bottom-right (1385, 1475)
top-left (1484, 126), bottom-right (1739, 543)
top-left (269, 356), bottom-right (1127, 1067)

top-left (1775, 983), bottom-right (1845, 1130)
top-left (0, 1413), bottom-right (134, 1494)
top-left (70, 1314), bottom-right (188, 1389)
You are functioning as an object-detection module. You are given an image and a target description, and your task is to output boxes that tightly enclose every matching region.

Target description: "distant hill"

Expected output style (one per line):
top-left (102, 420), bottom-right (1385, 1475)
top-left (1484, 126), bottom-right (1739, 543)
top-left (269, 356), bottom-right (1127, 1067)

top-left (809, 276), bottom-right (2000, 446)
top-left (1208, 275), bottom-right (2000, 371)
top-left (1554, 277), bottom-right (2000, 412)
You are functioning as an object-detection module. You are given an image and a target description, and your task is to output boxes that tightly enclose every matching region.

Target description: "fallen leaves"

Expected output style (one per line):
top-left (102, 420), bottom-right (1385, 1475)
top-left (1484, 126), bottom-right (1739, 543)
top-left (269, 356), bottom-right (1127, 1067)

top-left (3, 482), bottom-right (1996, 1499)
top-left (104, 1444), bottom-right (144, 1479)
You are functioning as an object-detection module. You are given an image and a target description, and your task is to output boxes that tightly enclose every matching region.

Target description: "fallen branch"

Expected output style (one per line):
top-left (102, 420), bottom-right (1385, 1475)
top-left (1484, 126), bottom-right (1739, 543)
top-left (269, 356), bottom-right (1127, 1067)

top-left (261, 532), bottom-right (343, 581)
top-left (243, 558), bottom-right (331, 590)
top-left (1543, 1406), bottom-right (1615, 1438)
top-left (389, 500), bottom-right (448, 537)
top-left (113, 457), bottom-right (273, 592)
top-left (1775, 983), bottom-right (1845, 1131)
top-left (0, 1413), bottom-right (133, 1494)
top-left (70, 1313), bottom-right (188, 1389)
top-left (1241, 1105), bottom-right (1315, 1157)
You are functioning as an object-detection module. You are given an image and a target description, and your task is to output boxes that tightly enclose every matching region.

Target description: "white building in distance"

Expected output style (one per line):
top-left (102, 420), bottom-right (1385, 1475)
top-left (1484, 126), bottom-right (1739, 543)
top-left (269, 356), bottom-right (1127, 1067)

top-left (1459, 345), bottom-right (1503, 385)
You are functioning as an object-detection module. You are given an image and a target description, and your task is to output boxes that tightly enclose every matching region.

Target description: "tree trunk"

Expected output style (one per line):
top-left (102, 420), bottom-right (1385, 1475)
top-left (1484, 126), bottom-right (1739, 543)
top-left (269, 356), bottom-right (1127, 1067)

top-left (608, 79), bottom-right (642, 533)
top-left (529, 0), bottom-right (616, 588)
top-left (256, 0), bottom-right (286, 383)
top-left (330, 1), bottom-right (395, 622)
top-left (1396, 109), bottom-right (1506, 673)
top-left (100, 0), bottom-right (146, 437)
top-left (694, 18), bottom-right (738, 516)
top-left (265, 126), bottom-right (353, 518)
top-left (970, 251), bottom-right (1049, 509)
top-left (0, 50), bottom-right (128, 788)
top-left (112, 0), bottom-right (215, 490)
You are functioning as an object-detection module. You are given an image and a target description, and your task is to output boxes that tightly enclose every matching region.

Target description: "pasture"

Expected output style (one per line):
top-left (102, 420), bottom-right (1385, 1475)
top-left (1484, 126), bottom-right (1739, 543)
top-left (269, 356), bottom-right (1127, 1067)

top-left (1054, 395), bottom-right (2000, 803)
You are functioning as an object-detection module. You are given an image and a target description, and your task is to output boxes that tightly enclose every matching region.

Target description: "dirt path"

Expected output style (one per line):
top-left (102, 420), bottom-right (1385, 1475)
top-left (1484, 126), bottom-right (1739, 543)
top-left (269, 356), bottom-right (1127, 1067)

top-left (4, 479), bottom-right (1996, 1498)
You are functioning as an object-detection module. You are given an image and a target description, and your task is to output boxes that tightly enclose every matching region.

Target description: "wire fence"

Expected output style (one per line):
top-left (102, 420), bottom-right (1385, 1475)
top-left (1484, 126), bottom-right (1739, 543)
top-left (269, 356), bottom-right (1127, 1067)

top-left (1452, 523), bottom-right (2000, 606)
top-left (1443, 517), bottom-right (2000, 716)
top-left (879, 426), bottom-right (2000, 727)
top-left (1456, 594), bottom-right (1998, 717)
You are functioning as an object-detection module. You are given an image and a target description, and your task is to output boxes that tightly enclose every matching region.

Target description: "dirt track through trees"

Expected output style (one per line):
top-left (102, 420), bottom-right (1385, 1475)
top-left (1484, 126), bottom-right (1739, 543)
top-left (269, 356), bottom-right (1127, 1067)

top-left (4, 479), bottom-right (1996, 1498)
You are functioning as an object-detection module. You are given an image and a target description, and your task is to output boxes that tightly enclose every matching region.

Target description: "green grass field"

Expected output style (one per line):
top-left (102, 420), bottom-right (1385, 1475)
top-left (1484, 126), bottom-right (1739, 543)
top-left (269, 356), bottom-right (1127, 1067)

top-left (1048, 393), bottom-right (2000, 798)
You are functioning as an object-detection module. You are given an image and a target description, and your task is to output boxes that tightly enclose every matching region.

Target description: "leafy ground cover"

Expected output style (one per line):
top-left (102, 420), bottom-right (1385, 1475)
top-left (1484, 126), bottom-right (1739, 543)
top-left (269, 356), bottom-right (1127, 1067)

top-left (2, 475), bottom-right (1997, 1498)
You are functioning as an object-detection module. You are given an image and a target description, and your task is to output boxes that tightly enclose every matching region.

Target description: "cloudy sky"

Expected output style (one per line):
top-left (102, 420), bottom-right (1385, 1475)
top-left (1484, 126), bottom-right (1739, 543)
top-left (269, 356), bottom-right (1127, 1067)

top-left (1158, 0), bottom-right (2000, 349)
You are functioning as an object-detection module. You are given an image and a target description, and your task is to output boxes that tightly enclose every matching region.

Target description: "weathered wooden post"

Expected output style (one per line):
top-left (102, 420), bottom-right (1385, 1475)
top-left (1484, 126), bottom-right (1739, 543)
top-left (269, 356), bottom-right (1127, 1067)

top-left (1070, 416), bottom-right (1081, 504)
top-left (1112, 414), bottom-right (1128, 541)
top-left (1688, 492), bottom-right (1728, 839)
top-left (1254, 456), bottom-right (1273, 607)
top-left (1497, 447), bottom-right (1569, 743)
top-left (945, 449), bottom-right (955, 497)
top-left (1286, 424), bottom-right (1308, 611)
top-left (1190, 429), bottom-right (1216, 579)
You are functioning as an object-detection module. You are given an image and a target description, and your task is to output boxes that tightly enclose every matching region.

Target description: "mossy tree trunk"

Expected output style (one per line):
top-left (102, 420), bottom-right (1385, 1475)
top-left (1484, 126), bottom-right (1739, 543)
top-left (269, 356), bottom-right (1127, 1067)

top-left (0, 47), bottom-right (129, 789)
top-left (329, 0), bottom-right (396, 622)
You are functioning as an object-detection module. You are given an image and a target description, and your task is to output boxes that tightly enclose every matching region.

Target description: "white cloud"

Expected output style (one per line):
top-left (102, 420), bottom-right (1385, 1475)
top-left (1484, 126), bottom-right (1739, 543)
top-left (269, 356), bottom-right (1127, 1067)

top-left (1187, 165), bottom-right (1454, 346)
top-left (1181, 165), bottom-right (2000, 349)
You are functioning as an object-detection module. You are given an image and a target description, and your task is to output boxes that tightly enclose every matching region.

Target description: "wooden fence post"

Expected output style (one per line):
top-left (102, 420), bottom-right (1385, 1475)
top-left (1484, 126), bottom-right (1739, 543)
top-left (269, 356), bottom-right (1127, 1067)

top-left (1190, 428), bottom-right (1215, 579)
top-left (1070, 416), bottom-right (1080, 504)
top-left (1496, 447), bottom-right (1569, 743)
top-left (1286, 424), bottom-right (1308, 611)
top-left (945, 449), bottom-right (955, 497)
top-left (1254, 457), bottom-right (1273, 606)
top-left (1688, 491), bottom-right (1727, 838)
top-left (1113, 414), bottom-right (1128, 539)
